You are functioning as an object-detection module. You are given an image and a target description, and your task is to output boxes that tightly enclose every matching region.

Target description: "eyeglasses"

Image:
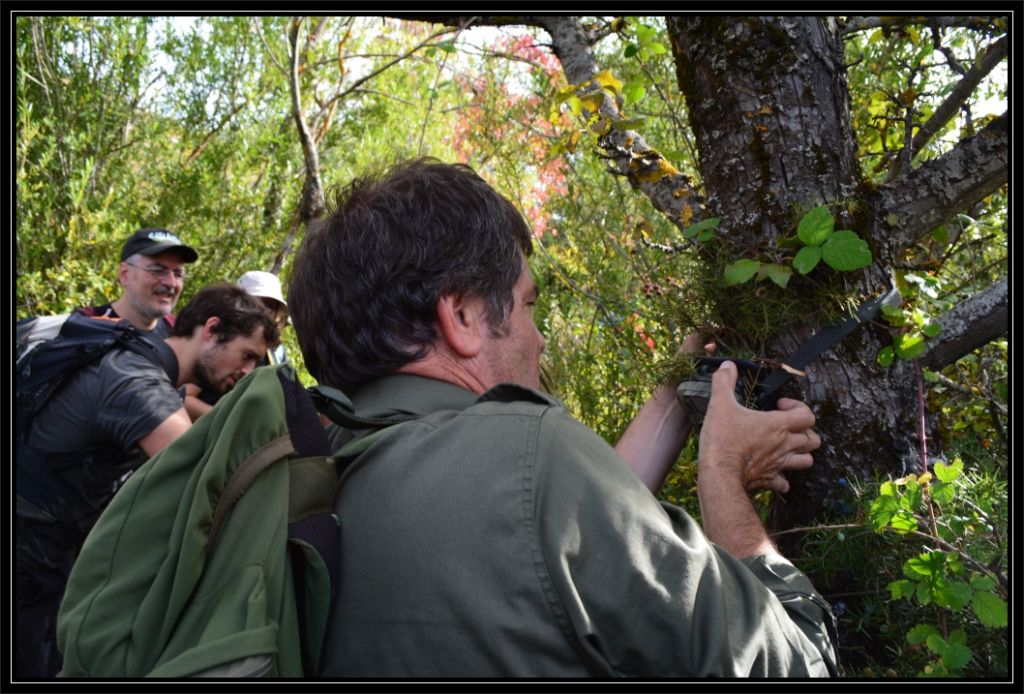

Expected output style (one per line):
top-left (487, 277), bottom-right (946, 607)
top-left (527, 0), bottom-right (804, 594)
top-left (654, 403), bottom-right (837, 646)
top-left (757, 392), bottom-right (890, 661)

top-left (125, 262), bottom-right (187, 281)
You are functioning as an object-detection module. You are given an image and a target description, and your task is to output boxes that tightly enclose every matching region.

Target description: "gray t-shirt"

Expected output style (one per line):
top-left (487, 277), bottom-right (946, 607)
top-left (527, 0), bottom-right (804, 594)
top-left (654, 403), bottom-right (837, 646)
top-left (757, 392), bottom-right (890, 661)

top-left (28, 348), bottom-right (182, 462)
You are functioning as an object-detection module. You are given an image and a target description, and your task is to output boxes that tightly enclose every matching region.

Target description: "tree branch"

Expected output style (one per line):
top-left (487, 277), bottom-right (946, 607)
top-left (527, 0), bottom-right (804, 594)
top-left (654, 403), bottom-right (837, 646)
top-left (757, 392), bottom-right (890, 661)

top-left (922, 277), bottom-right (1007, 371)
top-left (184, 98), bottom-right (249, 166)
top-left (317, 26), bottom-right (455, 116)
top-left (532, 16), bottom-right (707, 232)
top-left (840, 16), bottom-right (1003, 36)
top-left (288, 17), bottom-right (326, 222)
top-left (876, 112), bottom-right (1007, 256)
top-left (898, 34), bottom-right (1007, 169)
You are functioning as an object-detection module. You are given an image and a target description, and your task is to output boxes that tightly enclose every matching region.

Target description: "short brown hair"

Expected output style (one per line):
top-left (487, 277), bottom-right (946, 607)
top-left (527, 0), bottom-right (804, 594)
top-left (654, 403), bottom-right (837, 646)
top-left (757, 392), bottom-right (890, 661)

top-left (172, 282), bottom-right (280, 347)
top-left (289, 158), bottom-right (532, 391)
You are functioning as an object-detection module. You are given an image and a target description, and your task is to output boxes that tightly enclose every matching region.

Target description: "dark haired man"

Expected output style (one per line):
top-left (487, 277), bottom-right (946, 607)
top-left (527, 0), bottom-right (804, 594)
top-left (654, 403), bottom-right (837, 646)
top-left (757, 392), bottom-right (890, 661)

top-left (289, 158), bottom-right (838, 677)
top-left (16, 283), bottom-right (279, 678)
top-left (77, 228), bottom-right (198, 341)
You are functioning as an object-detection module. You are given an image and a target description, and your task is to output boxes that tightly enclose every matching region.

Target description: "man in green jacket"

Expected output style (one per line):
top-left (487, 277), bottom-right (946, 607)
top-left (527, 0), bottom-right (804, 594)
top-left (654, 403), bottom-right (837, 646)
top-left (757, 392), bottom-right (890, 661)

top-left (288, 158), bottom-right (838, 677)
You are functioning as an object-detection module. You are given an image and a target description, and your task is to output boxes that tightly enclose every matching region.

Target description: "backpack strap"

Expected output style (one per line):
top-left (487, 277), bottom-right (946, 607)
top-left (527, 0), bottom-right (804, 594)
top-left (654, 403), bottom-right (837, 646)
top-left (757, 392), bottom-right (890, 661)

top-left (206, 435), bottom-right (297, 557)
top-left (117, 326), bottom-right (178, 383)
top-left (308, 384), bottom-right (416, 429)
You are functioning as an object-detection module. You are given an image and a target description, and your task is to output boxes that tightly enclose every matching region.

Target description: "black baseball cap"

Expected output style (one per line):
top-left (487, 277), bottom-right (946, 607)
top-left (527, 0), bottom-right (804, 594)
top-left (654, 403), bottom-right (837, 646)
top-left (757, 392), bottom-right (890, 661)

top-left (121, 228), bottom-right (199, 263)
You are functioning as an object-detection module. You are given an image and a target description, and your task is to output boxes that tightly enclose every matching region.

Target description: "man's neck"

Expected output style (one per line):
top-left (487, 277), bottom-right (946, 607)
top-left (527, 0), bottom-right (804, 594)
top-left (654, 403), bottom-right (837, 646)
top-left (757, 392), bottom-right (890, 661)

top-left (110, 296), bottom-right (160, 332)
top-left (395, 351), bottom-right (491, 395)
top-left (164, 336), bottom-right (191, 388)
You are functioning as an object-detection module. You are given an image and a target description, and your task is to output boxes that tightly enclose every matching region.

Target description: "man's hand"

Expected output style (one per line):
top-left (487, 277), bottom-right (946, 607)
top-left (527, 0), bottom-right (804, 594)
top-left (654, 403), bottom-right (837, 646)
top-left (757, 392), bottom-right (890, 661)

top-left (694, 360), bottom-right (820, 558)
top-left (699, 361), bottom-right (820, 494)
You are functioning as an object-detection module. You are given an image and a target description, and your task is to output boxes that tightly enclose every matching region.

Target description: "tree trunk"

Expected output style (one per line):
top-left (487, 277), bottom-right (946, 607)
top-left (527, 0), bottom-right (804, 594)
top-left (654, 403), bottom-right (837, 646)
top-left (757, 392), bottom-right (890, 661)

top-left (668, 16), bottom-right (933, 530)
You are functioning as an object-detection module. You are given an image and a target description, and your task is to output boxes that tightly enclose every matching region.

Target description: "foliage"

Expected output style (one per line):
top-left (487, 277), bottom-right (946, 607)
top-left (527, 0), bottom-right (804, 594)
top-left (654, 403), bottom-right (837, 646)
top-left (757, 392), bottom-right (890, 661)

top-left (784, 436), bottom-right (1007, 678)
top-left (844, 20), bottom-right (1006, 183)
top-left (15, 15), bottom-right (1008, 679)
top-left (725, 205), bottom-right (873, 289)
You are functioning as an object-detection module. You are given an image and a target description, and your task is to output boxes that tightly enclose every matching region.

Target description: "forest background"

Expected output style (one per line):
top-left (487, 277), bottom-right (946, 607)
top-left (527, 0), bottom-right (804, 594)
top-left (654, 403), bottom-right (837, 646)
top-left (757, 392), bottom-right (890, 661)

top-left (13, 14), bottom-right (1011, 680)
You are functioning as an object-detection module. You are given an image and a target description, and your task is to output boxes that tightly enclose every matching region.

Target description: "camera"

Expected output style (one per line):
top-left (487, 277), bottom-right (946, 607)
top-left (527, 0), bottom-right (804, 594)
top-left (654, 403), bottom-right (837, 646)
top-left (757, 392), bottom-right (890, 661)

top-left (676, 356), bottom-right (780, 422)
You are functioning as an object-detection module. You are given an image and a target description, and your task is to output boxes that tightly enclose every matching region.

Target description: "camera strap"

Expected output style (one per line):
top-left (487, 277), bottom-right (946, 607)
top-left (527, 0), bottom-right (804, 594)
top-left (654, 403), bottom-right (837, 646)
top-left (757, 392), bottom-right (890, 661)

top-left (752, 284), bottom-right (902, 407)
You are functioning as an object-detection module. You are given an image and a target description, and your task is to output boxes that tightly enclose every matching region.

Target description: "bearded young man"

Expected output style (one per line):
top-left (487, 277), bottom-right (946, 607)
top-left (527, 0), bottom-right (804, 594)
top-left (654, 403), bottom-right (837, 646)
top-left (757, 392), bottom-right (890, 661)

top-left (15, 283), bottom-right (279, 678)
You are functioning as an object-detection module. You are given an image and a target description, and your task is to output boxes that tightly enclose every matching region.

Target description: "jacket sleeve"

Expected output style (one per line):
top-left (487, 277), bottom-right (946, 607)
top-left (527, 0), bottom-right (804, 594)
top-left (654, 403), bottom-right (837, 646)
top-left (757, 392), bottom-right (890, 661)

top-left (529, 406), bottom-right (839, 677)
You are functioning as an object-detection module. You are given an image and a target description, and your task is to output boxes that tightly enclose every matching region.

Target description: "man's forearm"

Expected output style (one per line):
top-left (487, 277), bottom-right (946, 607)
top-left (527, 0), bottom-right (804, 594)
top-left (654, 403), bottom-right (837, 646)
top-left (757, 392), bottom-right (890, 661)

top-left (697, 470), bottom-right (777, 559)
top-left (615, 383), bottom-right (692, 493)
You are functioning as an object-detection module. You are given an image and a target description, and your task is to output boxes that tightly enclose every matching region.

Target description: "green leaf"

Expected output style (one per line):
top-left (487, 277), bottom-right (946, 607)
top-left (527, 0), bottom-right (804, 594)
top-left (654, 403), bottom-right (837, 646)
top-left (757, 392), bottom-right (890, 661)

top-left (764, 263), bottom-right (792, 289)
top-left (925, 633), bottom-right (946, 654)
top-left (877, 345), bottom-right (895, 367)
top-left (624, 43), bottom-right (639, 58)
top-left (793, 246), bottom-right (822, 274)
top-left (796, 205), bottom-right (834, 246)
top-left (880, 302), bottom-right (907, 326)
top-left (890, 509), bottom-right (917, 533)
top-left (972, 591), bottom-right (1008, 628)
top-left (623, 79), bottom-right (646, 104)
top-left (931, 225), bottom-right (950, 245)
top-left (635, 24), bottom-right (656, 43)
top-left (682, 217), bottom-right (720, 239)
top-left (930, 480), bottom-right (955, 505)
top-left (724, 259), bottom-right (760, 286)
top-left (870, 495), bottom-right (916, 532)
top-left (696, 229), bottom-right (716, 242)
top-left (905, 551), bottom-right (945, 580)
top-left (941, 643), bottom-right (972, 671)
top-left (969, 574), bottom-right (996, 592)
top-left (900, 480), bottom-right (922, 512)
top-left (934, 580), bottom-right (972, 611)
top-left (934, 457), bottom-right (963, 483)
top-left (822, 230), bottom-right (873, 271)
top-left (907, 623), bottom-right (940, 645)
top-left (610, 117), bottom-right (647, 131)
top-left (922, 319), bottom-right (942, 338)
top-left (895, 332), bottom-right (927, 360)
top-left (869, 495), bottom-right (898, 529)
top-left (887, 579), bottom-right (916, 600)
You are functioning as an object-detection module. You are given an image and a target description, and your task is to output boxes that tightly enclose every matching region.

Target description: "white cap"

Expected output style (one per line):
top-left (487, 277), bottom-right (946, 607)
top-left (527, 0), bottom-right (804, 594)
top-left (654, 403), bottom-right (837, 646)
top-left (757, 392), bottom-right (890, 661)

top-left (237, 270), bottom-right (287, 307)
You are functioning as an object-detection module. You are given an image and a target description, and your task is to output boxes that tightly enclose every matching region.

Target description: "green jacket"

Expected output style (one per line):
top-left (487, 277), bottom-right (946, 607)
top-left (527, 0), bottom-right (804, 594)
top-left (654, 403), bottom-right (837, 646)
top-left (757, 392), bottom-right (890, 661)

top-left (322, 374), bottom-right (838, 678)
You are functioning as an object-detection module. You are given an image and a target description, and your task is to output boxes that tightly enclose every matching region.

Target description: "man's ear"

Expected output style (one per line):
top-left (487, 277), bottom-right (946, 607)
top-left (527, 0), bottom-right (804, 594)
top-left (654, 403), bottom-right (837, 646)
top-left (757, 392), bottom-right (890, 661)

top-left (201, 316), bottom-right (222, 343)
top-left (436, 293), bottom-right (486, 358)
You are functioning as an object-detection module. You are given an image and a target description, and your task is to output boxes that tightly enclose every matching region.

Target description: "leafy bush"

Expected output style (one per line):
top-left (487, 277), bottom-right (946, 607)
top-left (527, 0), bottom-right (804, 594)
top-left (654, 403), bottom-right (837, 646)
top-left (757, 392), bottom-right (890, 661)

top-left (782, 435), bottom-right (1007, 678)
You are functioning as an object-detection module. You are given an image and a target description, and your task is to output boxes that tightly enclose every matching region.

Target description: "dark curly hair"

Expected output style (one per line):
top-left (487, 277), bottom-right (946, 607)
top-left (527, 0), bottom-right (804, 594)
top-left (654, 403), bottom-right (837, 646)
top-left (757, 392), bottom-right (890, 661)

top-left (289, 158), bottom-right (533, 391)
top-left (172, 282), bottom-right (280, 347)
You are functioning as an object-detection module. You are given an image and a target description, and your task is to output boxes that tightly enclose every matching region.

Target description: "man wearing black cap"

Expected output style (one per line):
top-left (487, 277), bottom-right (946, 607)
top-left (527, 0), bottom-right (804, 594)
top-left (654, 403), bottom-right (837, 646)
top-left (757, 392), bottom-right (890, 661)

top-left (77, 228), bottom-right (199, 341)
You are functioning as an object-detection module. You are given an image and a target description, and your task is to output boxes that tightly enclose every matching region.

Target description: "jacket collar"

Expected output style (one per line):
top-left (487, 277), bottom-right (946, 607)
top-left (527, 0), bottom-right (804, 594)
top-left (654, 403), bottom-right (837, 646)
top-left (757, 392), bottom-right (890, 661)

top-left (352, 374), bottom-right (478, 419)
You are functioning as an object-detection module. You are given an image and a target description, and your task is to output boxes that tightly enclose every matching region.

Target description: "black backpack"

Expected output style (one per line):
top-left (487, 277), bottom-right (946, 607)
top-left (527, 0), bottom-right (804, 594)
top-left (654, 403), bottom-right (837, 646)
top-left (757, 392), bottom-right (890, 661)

top-left (15, 311), bottom-right (175, 521)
